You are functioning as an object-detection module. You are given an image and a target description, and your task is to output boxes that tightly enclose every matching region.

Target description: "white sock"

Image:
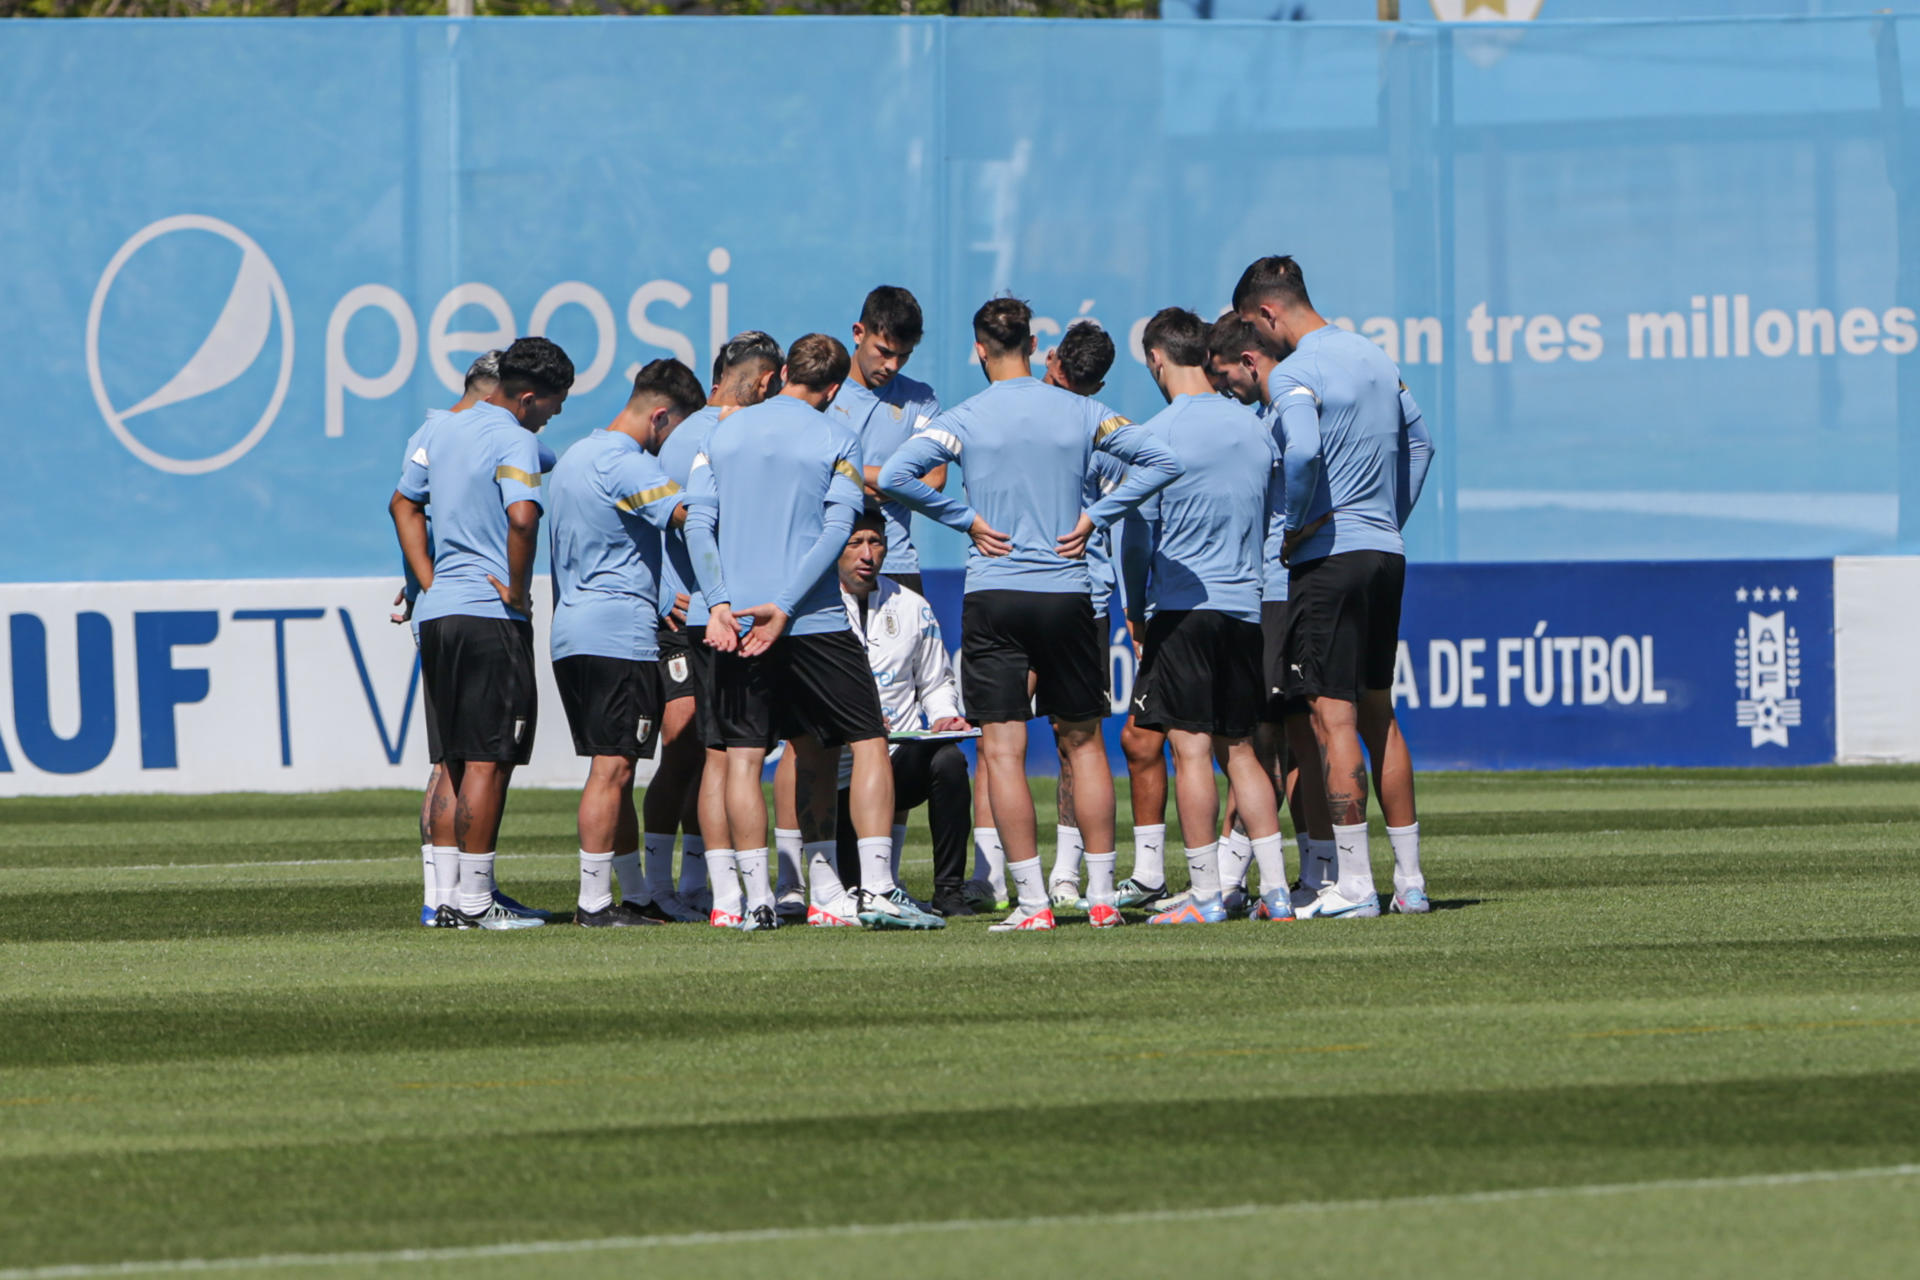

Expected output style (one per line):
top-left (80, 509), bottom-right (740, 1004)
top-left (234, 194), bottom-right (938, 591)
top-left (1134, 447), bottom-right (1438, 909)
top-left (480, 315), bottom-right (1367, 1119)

top-left (678, 836), bottom-right (708, 897)
top-left (1388, 822), bottom-right (1423, 893)
top-left (1251, 833), bottom-right (1286, 895)
top-left (706, 847), bottom-right (741, 916)
top-left (1130, 824), bottom-right (1167, 887)
top-left (431, 845), bottom-right (459, 910)
top-left (890, 823), bottom-right (907, 883)
top-left (774, 828), bottom-right (804, 898)
top-left (420, 843), bottom-right (436, 908)
top-left (1185, 842), bottom-right (1222, 902)
top-left (1008, 855), bottom-right (1048, 910)
top-left (1300, 836), bottom-right (1333, 892)
top-left (1051, 824), bottom-right (1084, 887)
top-left (1085, 850), bottom-right (1117, 905)
top-left (859, 836), bottom-right (896, 894)
top-left (456, 852), bottom-right (496, 916)
top-left (643, 831), bottom-right (676, 902)
top-left (578, 850), bottom-right (614, 914)
top-left (611, 851), bottom-right (643, 905)
top-left (1220, 829), bottom-right (1254, 892)
top-left (973, 827), bottom-right (1007, 896)
top-left (804, 840), bottom-right (845, 906)
top-left (1332, 822), bottom-right (1376, 901)
top-left (736, 847), bottom-right (773, 911)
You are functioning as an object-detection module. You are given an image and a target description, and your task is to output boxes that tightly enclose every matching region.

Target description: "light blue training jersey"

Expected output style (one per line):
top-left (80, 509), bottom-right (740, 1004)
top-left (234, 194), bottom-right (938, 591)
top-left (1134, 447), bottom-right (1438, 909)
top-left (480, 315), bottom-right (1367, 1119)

top-left (1255, 399), bottom-right (1289, 603)
top-left (684, 396), bottom-right (867, 638)
top-left (1085, 437), bottom-right (1128, 614)
top-left (546, 429), bottom-right (684, 662)
top-left (656, 403), bottom-right (718, 629)
top-left (1121, 394), bottom-right (1273, 625)
top-left (397, 412), bottom-right (556, 619)
top-left (828, 372), bottom-right (940, 574)
top-left (400, 403), bottom-right (545, 625)
top-left (1270, 324), bottom-right (1435, 565)
top-left (878, 376), bottom-right (1183, 596)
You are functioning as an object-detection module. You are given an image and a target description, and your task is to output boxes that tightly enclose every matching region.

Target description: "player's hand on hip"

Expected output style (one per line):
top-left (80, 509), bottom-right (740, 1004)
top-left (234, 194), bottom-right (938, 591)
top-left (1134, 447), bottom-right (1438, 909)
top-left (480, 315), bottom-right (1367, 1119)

top-left (705, 604), bottom-right (741, 653)
top-left (390, 587), bottom-right (413, 625)
top-left (487, 575), bottom-right (530, 618)
top-left (968, 514), bottom-right (1012, 558)
top-left (1055, 513), bottom-right (1096, 560)
top-left (737, 604), bottom-right (790, 657)
top-left (665, 592), bottom-right (690, 630)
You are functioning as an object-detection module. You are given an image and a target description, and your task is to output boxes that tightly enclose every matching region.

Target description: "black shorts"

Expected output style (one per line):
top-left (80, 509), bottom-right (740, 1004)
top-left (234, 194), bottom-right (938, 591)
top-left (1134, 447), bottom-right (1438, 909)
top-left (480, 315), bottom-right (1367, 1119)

top-left (554, 654), bottom-right (663, 759)
top-left (705, 627), bottom-right (886, 751)
top-left (961, 590), bottom-right (1107, 724)
top-left (1260, 600), bottom-right (1309, 723)
top-left (415, 630), bottom-right (444, 764)
top-left (1283, 550), bottom-right (1406, 703)
top-left (689, 635), bottom-right (723, 751)
top-left (417, 615), bottom-right (537, 765)
top-left (657, 625), bottom-right (698, 702)
top-left (1133, 609), bottom-right (1264, 738)
top-left (1093, 611), bottom-right (1113, 702)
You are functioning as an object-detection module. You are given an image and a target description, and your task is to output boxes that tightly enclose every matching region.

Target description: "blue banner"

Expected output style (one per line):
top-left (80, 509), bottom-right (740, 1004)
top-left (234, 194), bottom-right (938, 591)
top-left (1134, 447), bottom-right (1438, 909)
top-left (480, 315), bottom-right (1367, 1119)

top-left (918, 559), bottom-right (1836, 772)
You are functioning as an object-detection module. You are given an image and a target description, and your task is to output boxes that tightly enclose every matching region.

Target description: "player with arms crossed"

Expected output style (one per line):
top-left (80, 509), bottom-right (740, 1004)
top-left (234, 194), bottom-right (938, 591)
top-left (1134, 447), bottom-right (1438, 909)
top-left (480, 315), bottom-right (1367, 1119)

top-left (547, 359), bottom-right (706, 926)
top-left (1119, 308), bottom-right (1291, 924)
top-left (880, 297), bottom-right (1182, 932)
top-left (1234, 256), bottom-right (1435, 917)
top-left (686, 334), bottom-right (939, 932)
top-left (389, 336), bottom-right (573, 930)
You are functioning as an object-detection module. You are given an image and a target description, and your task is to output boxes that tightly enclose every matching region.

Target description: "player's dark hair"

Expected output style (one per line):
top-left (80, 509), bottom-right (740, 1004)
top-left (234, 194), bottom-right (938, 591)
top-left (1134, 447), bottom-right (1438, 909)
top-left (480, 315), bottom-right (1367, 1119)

top-left (1055, 320), bottom-right (1116, 391)
top-left (497, 336), bottom-right (575, 398)
top-left (859, 286), bottom-right (924, 348)
top-left (851, 506), bottom-right (886, 535)
top-left (1141, 307), bottom-right (1210, 368)
top-left (1207, 313), bottom-right (1289, 364)
top-left (785, 333), bottom-right (852, 390)
top-left (973, 296), bottom-right (1032, 356)
top-left (628, 358), bottom-right (706, 418)
top-left (464, 349), bottom-right (503, 391)
top-left (1230, 256), bottom-right (1313, 314)
top-left (712, 330), bottom-right (783, 388)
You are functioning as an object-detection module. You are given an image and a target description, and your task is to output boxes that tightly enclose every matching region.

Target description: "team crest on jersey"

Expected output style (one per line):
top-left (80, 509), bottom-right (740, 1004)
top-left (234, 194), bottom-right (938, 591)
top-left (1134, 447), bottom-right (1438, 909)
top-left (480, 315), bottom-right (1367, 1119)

top-left (883, 613), bottom-right (899, 637)
top-left (1733, 590), bottom-right (1802, 748)
top-left (668, 654), bottom-right (689, 684)
top-left (889, 403), bottom-right (904, 420)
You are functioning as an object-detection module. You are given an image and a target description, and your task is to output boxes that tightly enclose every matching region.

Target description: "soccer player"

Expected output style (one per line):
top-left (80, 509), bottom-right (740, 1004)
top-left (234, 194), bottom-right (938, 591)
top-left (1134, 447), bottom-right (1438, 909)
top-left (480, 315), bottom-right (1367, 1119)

top-left (1119, 308), bottom-right (1290, 924)
top-left (832, 509), bottom-right (978, 917)
top-left (1206, 315), bottom-right (1337, 908)
top-left (1234, 256), bottom-right (1435, 918)
top-left (390, 336), bottom-right (574, 930)
top-left (547, 358), bottom-right (707, 926)
top-left (646, 332), bottom-right (785, 922)
top-left (685, 333), bottom-right (939, 932)
top-left (880, 297), bottom-right (1182, 932)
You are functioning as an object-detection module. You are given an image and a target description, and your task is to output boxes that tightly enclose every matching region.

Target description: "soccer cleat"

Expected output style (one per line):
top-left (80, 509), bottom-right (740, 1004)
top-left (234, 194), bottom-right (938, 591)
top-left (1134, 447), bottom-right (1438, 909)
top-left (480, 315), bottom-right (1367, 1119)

top-left (930, 887), bottom-right (977, 918)
top-left (1391, 886), bottom-right (1432, 915)
top-left (575, 901), bottom-right (664, 928)
top-left (1220, 886), bottom-right (1252, 918)
top-left (807, 895), bottom-right (860, 927)
top-left (419, 903), bottom-right (438, 927)
top-left (1252, 888), bottom-right (1297, 921)
top-left (1148, 897), bottom-right (1228, 925)
top-left (649, 893), bottom-right (707, 924)
top-left (437, 902), bottom-right (544, 930)
top-left (964, 878), bottom-right (1009, 911)
top-left (1294, 885), bottom-right (1382, 920)
top-left (1290, 882), bottom-right (1325, 911)
top-left (988, 902), bottom-right (1056, 932)
top-left (1087, 901), bottom-right (1124, 929)
top-left (1050, 880), bottom-right (1087, 911)
top-left (857, 887), bottom-right (946, 930)
top-left (708, 906), bottom-right (745, 929)
top-left (492, 889), bottom-right (552, 922)
top-left (681, 886), bottom-right (714, 916)
top-left (775, 890), bottom-right (808, 922)
top-left (1114, 878), bottom-right (1176, 911)
top-left (738, 904), bottom-right (780, 932)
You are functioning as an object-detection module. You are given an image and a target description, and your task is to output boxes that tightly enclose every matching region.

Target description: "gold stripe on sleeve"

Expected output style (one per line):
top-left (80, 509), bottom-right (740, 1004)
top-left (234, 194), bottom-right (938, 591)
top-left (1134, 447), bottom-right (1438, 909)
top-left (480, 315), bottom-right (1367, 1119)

top-left (495, 465), bottom-right (539, 487)
top-left (615, 481), bottom-right (682, 513)
top-left (1094, 415), bottom-right (1131, 443)
top-left (834, 458), bottom-right (862, 485)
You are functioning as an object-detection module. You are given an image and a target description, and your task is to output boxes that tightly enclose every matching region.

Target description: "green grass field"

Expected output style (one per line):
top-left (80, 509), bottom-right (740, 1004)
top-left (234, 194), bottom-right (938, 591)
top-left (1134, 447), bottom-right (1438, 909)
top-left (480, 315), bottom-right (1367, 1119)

top-left (3, 766), bottom-right (1919, 1279)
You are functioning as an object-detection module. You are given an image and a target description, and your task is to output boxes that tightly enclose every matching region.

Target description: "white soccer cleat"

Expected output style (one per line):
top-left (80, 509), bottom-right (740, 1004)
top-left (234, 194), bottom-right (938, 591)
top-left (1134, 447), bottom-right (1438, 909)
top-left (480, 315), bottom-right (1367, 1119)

top-left (1049, 880), bottom-right (1086, 910)
top-left (1087, 901), bottom-right (1124, 929)
top-left (708, 907), bottom-right (745, 929)
top-left (1292, 885), bottom-right (1381, 920)
top-left (807, 895), bottom-right (860, 928)
top-left (988, 903), bottom-right (1057, 932)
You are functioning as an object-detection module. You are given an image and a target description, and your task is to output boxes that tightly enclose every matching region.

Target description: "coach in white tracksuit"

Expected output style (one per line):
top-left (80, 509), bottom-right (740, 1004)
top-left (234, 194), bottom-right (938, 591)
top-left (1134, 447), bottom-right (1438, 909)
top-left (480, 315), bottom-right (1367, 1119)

top-left (834, 510), bottom-right (979, 917)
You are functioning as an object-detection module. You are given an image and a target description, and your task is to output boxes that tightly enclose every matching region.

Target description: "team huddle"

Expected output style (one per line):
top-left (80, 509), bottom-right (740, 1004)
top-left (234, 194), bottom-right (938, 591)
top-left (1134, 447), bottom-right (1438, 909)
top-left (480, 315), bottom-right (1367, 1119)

top-left (388, 255), bottom-right (1435, 933)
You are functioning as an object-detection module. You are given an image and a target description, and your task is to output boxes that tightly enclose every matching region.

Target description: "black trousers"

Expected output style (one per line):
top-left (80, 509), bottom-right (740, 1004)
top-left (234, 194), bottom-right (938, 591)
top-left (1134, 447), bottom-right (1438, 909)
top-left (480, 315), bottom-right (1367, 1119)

top-left (836, 738), bottom-right (971, 892)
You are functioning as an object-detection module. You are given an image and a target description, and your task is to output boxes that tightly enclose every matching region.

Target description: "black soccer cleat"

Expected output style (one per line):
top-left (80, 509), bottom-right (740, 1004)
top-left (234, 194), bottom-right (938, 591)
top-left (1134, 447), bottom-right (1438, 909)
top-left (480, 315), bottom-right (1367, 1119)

top-left (575, 901), bottom-right (666, 928)
top-left (931, 887), bottom-right (978, 918)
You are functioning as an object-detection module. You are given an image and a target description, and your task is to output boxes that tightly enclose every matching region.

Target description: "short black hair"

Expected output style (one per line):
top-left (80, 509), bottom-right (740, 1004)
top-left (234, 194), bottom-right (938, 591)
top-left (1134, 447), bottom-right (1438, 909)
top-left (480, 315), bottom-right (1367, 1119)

top-left (497, 337), bottom-right (574, 398)
top-left (1054, 320), bottom-right (1115, 390)
top-left (973, 296), bottom-right (1032, 356)
top-left (785, 333), bottom-right (852, 390)
top-left (1141, 307), bottom-right (1210, 368)
top-left (1209, 313), bottom-right (1290, 364)
top-left (464, 349), bottom-right (502, 391)
top-left (628, 358), bottom-right (706, 418)
top-left (859, 286), bottom-right (924, 348)
top-left (712, 330), bottom-right (782, 388)
top-left (851, 506), bottom-right (886, 535)
top-left (1231, 255), bottom-right (1313, 314)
